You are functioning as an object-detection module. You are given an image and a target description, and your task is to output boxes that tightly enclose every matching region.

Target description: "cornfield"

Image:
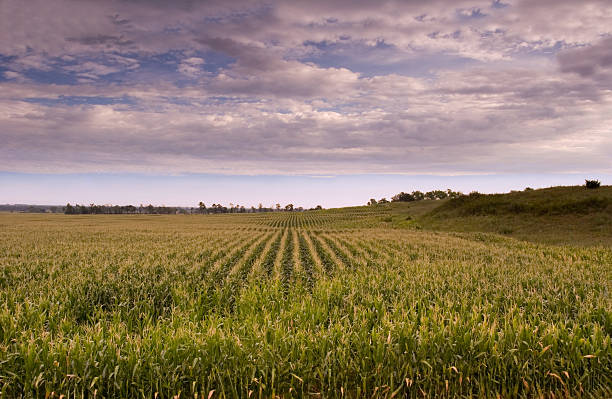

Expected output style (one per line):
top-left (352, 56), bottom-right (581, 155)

top-left (0, 210), bottom-right (610, 398)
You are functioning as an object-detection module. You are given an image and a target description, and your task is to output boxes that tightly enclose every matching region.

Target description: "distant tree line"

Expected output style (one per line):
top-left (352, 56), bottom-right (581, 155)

top-left (0, 204), bottom-right (63, 213)
top-left (368, 189), bottom-right (463, 206)
top-left (195, 202), bottom-right (323, 214)
top-left (62, 202), bottom-right (324, 215)
top-left (64, 203), bottom-right (185, 215)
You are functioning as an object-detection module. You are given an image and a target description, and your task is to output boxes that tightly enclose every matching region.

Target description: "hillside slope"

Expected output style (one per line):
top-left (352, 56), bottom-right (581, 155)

top-left (418, 186), bottom-right (612, 246)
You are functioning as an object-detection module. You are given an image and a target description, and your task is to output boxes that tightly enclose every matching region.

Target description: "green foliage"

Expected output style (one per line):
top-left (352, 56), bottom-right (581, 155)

top-left (0, 209), bottom-right (610, 398)
top-left (391, 189), bottom-right (462, 202)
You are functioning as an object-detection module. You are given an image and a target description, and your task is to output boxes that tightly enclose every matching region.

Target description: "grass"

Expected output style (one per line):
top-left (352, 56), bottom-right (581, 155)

top-left (403, 185), bottom-right (612, 246)
top-left (429, 186), bottom-right (612, 217)
top-left (0, 188), bottom-right (611, 398)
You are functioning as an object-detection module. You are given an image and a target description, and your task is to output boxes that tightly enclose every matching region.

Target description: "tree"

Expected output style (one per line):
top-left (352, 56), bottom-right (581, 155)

top-left (198, 201), bottom-right (206, 214)
top-left (391, 192), bottom-right (414, 202)
top-left (276, 203), bottom-right (281, 211)
top-left (368, 198), bottom-right (377, 206)
top-left (429, 190), bottom-right (448, 200)
top-left (585, 179), bottom-right (601, 189)
top-left (64, 203), bottom-right (74, 214)
top-left (447, 189), bottom-right (463, 199)
top-left (378, 198), bottom-right (388, 204)
top-left (412, 191), bottom-right (425, 201)
top-left (285, 204), bottom-right (294, 211)
top-left (390, 189), bottom-right (459, 203)
top-left (315, 205), bottom-right (323, 210)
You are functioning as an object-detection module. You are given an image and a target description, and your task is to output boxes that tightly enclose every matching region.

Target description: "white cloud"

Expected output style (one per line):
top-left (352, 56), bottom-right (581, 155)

top-left (1, 0), bottom-right (612, 175)
top-left (63, 61), bottom-right (121, 78)
top-left (177, 57), bottom-right (206, 77)
top-left (3, 70), bottom-right (22, 80)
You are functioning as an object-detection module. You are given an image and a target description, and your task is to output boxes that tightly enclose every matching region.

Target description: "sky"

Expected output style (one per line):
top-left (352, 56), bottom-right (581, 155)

top-left (1, 0), bottom-right (611, 207)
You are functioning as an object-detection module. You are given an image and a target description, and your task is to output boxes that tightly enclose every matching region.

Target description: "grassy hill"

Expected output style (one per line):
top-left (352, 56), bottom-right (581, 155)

top-left (410, 186), bottom-right (612, 246)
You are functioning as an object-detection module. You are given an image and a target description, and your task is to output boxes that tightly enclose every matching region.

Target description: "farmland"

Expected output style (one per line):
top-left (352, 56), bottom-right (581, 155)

top-left (0, 193), bottom-right (611, 398)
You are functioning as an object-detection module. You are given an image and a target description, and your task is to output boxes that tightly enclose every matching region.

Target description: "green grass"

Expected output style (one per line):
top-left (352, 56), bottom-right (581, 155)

top-left (0, 193), bottom-right (611, 398)
top-left (415, 186), bottom-right (612, 246)
top-left (430, 186), bottom-right (612, 217)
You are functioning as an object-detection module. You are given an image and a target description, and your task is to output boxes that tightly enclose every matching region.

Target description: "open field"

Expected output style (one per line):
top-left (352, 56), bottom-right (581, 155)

top-left (0, 192), bottom-right (611, 398)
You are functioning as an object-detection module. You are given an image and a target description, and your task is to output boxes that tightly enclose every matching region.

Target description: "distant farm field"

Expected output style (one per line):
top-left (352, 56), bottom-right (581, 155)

top-left (0, 205), bottom-right (611, 398)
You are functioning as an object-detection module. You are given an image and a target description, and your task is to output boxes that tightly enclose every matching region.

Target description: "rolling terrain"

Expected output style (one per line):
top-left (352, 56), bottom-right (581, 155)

top-left (420, 185), bottom-right (612, 246)
top-left (0, 186), bottom-right (610, 398)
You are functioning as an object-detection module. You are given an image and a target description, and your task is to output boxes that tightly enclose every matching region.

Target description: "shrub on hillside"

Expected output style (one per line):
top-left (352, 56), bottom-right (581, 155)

top-left (390, 189), bottom-right (462, 202)
top-left (391, 192), bottom-right (415, 202)
top-left (585, 179), bottom-right (601, 189)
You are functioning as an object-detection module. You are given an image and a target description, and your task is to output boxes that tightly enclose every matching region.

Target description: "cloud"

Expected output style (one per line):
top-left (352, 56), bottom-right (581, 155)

top-left (3, 71), bottom-right (22, 80)
top-left (65, 34), bottom-right (134, 48)
top-left (557, 36), bottom-right (612, 77)
top-left (63, 61), bottom-right (121, 77)
top-left (1, 0), bottom-right (608, 61)
top-left (1, 0), bottom-right (612, 175)
top-left (177, 57), bottom-right (206, 77)
top-left (2, 59), bottom-right (611, 175)
top-left (10, 54), bottom-right (54, 71)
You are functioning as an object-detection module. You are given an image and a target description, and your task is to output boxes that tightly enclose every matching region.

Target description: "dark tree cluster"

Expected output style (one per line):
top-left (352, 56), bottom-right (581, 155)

top-left (391, 189), bottom-right (463, 202)
top-left (368, 189), bottom-right (463, 206)
top-left (62, 202), bottom-right (318, 215)
top-left (194, 202), bottom-right (313, 214)
top-left (64, 203), bottom-right (184, 215)
top-left (0, 204), bottom-right (63, 213)
top-left (585, 179), bottom-right (601, 189)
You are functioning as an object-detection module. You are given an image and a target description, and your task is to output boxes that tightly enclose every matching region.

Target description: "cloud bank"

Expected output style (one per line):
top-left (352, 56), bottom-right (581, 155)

top-left (1, 0), bottom-right (611, 174)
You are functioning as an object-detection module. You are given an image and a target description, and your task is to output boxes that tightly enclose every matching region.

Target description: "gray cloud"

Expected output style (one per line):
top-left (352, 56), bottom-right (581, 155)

top-left (2, 62), bottom-right (610, 175)
top-left (2, 0), bottom-right (610, 60)
top-left (65, 34), bottom-right (134, 47)
top-left (558, 37), bottom-right (612, 77)
top-left (1, 0), bottom-right (611, 175)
